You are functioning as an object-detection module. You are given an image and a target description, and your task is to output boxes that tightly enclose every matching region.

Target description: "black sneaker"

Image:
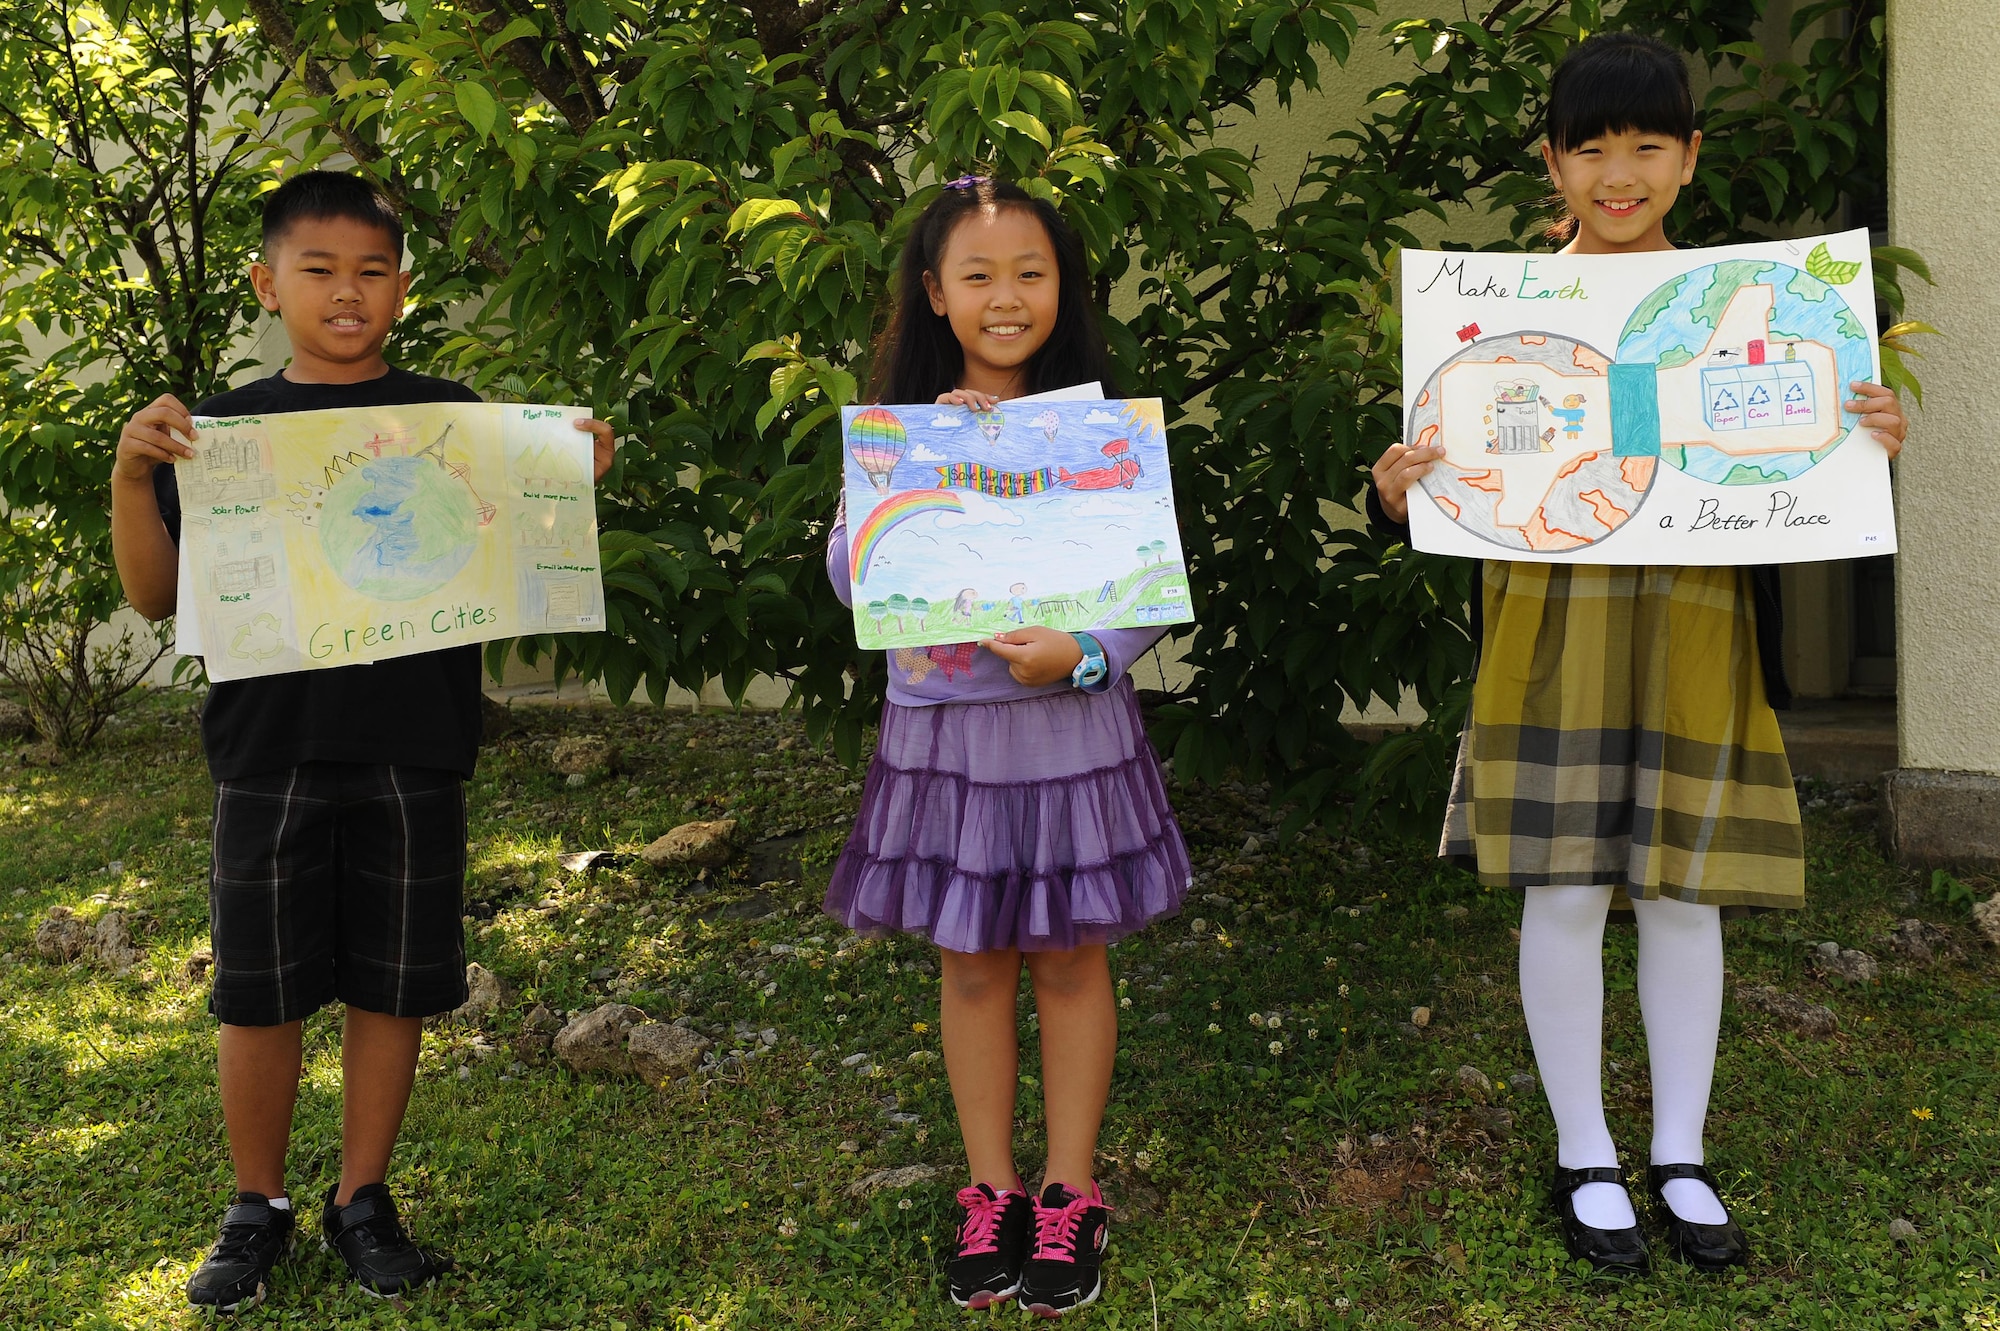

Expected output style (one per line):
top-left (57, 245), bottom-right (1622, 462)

top-left (186, 1192), bottom-right (294, 1313)
top-left (321, 1183), bottom-right (446, 1298)
top-left (1019, 1181), bottom-right (1111, 1318)
top-left (947, 1182), bottom-right (1033, 1309)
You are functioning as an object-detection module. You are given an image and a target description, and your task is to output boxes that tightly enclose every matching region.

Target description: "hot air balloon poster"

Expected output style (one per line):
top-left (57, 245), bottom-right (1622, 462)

top-left (840, 397), bottom-right (1192, 650)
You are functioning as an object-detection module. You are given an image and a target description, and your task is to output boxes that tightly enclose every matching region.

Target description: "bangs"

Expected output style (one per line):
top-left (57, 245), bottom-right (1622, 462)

top-left (1546, 33), bottom-right (1695, 152)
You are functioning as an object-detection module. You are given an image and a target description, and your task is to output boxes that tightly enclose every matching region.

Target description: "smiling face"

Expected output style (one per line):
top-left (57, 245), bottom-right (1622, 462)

top-left (250, 215), bottom-right (413, 383)
top-left (1542, 127), bottom-right (1701, 254)
top-left (923, 205), bottom-right (1060, 398)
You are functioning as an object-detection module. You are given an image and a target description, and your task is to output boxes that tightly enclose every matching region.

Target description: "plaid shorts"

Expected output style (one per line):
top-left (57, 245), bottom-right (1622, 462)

top-left (208, 762), bottom-right (469, 1026)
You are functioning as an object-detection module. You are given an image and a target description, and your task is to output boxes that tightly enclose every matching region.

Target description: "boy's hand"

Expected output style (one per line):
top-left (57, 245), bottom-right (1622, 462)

top-left (1370, 440), bottom-right (1444, 524)
top-left (115, 394), bottom-right (196, 483)
top-left (936, 388), bottom-right (1000, 412)
top-left (1848, 380), bottom-right (1908, 460)
top-left (986, 627), bottom-right (1084, 687)
top-left (575, 417), bottom-right (617, 481)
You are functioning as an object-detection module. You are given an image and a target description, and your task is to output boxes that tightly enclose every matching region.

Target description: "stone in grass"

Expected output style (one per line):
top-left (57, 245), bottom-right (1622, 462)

top-left (1470, 1106), bottom-right (1514, 1140)
top-left (1972, 895), bottom-right (2000, 952)
top-left (551, 735), bottom-right (616, 776)
top-left (1888, 1218), bottom-right (1918, 1243)
top-left (1454, 1065), bottom-right (1493, 1102)
top-left (1808, 941), bottom-right (1880, 985)
top-left (844, 1164), bottom-right (939, 1199)
top-left (33, 906), bottom-right (90, 963)
top-left (184, 946), bottom-right (214, 981)
top-left (1879, 918), bottom-right (1962, 966)
top-left (553, 1003), bottom-right (648, 1075)
top-left (451, 963), bottom-right (512, 1024)
top-left (1735, 984), bottom-right (1838, 1037)
top-left (92, 910), bottom-right (141, 973)
top-left (628, 1023), bottom-right (711, 1085)
top-left (1410, 1006), bottom-right (1432, 1030)
top-left (640, 819), bottom-right (740, 870)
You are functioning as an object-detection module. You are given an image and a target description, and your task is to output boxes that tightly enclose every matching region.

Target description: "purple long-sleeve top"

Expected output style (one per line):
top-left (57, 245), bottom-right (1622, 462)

top-left (828, 508), bottom-right (1166, 707)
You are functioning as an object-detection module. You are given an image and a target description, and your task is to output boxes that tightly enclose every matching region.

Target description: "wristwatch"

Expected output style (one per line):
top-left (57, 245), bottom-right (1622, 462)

top-left (1070, 632), bottom-right (1107, 690)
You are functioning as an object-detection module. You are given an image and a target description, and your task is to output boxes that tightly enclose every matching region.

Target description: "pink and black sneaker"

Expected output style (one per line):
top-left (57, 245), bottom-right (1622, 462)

top-left (948, 1182), bottom-right (1033, 1309)
top-left (1019, 1181), bottom-right (1111, 1318)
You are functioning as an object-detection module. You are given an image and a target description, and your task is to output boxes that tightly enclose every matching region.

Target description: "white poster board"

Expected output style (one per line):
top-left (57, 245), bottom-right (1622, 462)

top-left (1400, 229), bottom-right (1894, 563)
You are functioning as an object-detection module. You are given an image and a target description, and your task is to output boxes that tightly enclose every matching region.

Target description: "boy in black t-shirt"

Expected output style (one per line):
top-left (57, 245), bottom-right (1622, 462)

top-left (110, 172), bottom-right (615, 1313)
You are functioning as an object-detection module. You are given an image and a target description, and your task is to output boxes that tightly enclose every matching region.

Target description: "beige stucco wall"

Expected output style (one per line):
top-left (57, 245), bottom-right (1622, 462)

top-left (1887, 0), bottom-right (2000, 776)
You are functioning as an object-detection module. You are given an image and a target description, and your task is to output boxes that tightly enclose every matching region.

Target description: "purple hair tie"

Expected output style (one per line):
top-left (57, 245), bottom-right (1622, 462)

top-left (942, 174), bottom-right (989, 191)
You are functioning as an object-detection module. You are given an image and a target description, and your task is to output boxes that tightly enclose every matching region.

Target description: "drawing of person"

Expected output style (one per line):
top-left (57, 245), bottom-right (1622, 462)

top-left (953, 587), bottom-right (977, 622)
top-left (1549, 392), bottom-right (1587, 441)
top-left (1007, 582), bottom-right (1027, 623)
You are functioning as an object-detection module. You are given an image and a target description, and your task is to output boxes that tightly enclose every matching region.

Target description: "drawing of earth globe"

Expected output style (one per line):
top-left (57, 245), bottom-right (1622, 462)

top-left (319, 455), bottom-right (477, 600)
top-left (1617, 258), bottom-right (1873, 485)
top-left (1408, 330), bottom-right (1656, 554)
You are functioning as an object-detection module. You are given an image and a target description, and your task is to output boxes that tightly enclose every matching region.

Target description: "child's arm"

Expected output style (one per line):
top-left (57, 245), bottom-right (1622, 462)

top-left (986, 624), bottom-right (1167, 689)
top-left (574, 417), bottom-right (618, 480)
top-left (111, 393), bottom-right (195, 621)
top-left (825, 491), bottom-right (854, 609)
top-left (1368, 441), bottom-right (1444, 529)
top-left (1848, 380), bottom-right (1908, 458)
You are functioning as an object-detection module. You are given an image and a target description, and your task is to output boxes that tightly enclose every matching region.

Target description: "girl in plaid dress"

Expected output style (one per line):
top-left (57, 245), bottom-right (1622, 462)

top-left (1371, 34), bottom-right (1909, 1274)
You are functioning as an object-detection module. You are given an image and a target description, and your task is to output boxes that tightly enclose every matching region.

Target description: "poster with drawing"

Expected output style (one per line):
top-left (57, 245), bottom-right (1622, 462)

top-left (840, 397), bottom-right (1192, 650)
top-left (1401, 228), bottom-right (1894, 564)
top-left (174, 402), bottom-right (604, 681)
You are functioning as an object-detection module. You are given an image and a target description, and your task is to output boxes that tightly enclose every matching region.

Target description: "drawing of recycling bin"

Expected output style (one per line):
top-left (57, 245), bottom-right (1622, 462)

top-left (1490, 379), bottom-right (1545, 454)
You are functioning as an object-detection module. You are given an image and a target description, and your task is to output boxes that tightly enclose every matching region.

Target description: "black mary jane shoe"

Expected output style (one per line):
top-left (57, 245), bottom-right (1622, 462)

top-left (1647, 1163), bottom-right (1750, 1272)
top-left (1549, 1166), bottom-right (1651, 1276)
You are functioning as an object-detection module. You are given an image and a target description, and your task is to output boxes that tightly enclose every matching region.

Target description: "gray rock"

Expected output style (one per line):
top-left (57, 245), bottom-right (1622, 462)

top-left (552, 1003), bottom-right (647, 1075)
top-left (1507, 1071), bottom-right (1538, 1097)
top-left (628, 1022), bottom-right (711, 1084)
top-left (183, 946), bottom-right (214, 981)
top-left (1808, 941), bottom-right (1880, 985)
top-left (1736, 984), bottom-right (1838, 1037)
top-left (551, 735), bottom-right (615, 776)
top-left (640, 819), bottom-right (740, 870)
top-left (1973, 895), bottom-right (2000, 952)
top-left (0, 698), bottom-right (35, 740)
top-left (1410, 1006), bottom-right (1432, 1029)
top-left (32, 906), bottom-right (89, 963)
top-left (1888, 1217), bottom-right (1918, 1242)
top-left (452, 963), bottom-right (511, 1023)
top-left (522, 1002), bottom-right (563, 1034)
top-left (1879, 918), bottom-right (1960, 965)
top-left (1470, 1106), bottom-right (1514, 1140)
top-left (1454, 1065), bottom-right (1493, 1101)
top-left (844, 1163), bottom-right (940, 1198)
top-left (91, 910), bottom-right (141, 973)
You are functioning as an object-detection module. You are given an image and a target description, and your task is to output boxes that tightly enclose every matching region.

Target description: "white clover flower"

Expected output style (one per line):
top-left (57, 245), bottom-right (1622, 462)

top-left (1249, 1013), bottom-right (1267, 1028)
top-left (1268, 1040), bottom-right (1284, 1056)
top-left (836, 1014), bottom-right (848, 1024)
top-left (897, 1197), bottom-right (913, 1210)
top-left (1266, 1013), bottom-right (1282, 1030)
top-left (1134, 1150), bottom-right (1153, 1169)
top-left (1207, 1022), bottom-right (1221, 1034)
top-left (1307, 1028), bottom-right (1319, 1040)
top-left (1119, 996), bottom-right (1132, 1009)
top-left (778, 1217), bottom-right (799, 1238)
top-left (1338, 984), bottom-right (1350, 998)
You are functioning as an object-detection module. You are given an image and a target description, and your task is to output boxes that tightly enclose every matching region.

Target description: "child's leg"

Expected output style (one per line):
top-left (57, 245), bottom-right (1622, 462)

top-left (1023, 944), bottom-right (1115, 1192)
top-left (335, 1007), bottom-right (425, 1206)
top-left (941, 945), bottom-right (1026, 1190)
top-left (1629, 894), bottom-right (1729, 1222)
top-left (1519, 884), bottom-right (1634, 1227)
top-left (217, 1020), bottom-right (305, 1198)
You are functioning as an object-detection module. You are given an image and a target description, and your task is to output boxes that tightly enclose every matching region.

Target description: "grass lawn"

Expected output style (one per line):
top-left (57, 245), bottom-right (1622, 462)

top-left (1, 690), bottom-right (1995, 1329)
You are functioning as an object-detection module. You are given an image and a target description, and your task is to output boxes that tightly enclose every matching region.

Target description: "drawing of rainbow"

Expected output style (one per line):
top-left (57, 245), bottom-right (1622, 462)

top-left (850, 489), bottom-right (965, 584)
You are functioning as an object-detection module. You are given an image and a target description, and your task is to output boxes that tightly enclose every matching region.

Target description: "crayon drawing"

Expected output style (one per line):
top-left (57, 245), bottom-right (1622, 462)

top-left (176, 402), bottom-right (605, 680)
top-left (841, 398), bottom-right (1192, 650)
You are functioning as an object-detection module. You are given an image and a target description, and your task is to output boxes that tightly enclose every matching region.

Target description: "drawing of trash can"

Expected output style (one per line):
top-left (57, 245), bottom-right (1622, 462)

top-left (1491, 379), bottom-right (1543, 454)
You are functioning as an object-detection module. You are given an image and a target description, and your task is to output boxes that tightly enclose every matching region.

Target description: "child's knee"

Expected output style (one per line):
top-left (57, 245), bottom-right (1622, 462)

top-left (941, 949), bottom-right (1020, 1004)
top-left (1026, 946), bottom-right (1107, 999)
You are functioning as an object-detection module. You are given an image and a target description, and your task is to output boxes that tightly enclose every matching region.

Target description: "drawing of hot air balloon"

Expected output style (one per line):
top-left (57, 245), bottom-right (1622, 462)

top-left (848, 407), bottom-right (908, 493)
top-left (1033, 409), bottom-right (1061, 446)
top-left (974, 409), bottom-right (1005, 446)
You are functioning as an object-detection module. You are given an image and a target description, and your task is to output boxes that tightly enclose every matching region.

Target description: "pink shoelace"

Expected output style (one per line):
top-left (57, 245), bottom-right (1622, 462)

top-left (1031, 1186), bottom-right (1106, 1264)
top-left (954, 1185), bottom-right (1011, 1256)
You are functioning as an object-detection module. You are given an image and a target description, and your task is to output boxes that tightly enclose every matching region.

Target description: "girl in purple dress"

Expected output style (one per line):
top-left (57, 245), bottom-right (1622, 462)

top-left (824, 178), bottom-right (1190, 1318)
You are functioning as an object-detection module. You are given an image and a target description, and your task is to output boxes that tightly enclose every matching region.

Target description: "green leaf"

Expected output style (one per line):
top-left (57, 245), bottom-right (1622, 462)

top-left (454, 82), bottom-right (499, 141)
top-left (1805, 240), bottom-right (1862, 286)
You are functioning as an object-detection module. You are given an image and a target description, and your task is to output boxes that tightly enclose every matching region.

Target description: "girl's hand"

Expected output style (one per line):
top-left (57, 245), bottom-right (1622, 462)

top-left (114, 394), bottom-right (196, 483)
top-left (1370, 440), bottom-right (1444, 524)
top-left (936, 388), bottom-right (1000, 412)
top-left (574, 417), bottom-right (618, 481)
top-left (985, 627), bottom-right (1084, 687)
top-left (1848, 380), bottom-right (1908, 460)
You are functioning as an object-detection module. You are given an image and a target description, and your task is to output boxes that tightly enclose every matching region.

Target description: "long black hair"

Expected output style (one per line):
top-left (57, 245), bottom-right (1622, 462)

top-left (1543, 33), bottom-right (1696, 241)
top-left (870, 178), bottom-right (1113, 404)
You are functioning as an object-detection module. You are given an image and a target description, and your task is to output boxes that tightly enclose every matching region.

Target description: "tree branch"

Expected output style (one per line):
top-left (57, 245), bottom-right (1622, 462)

top-left (461, 0), bottom-right (601, 134)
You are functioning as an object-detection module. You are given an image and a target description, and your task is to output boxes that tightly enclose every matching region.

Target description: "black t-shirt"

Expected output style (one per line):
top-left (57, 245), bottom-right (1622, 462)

top-left (157, 367), bottom-right (486, 781)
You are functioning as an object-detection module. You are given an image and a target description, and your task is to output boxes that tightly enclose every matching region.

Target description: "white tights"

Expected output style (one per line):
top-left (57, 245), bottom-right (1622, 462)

top-left (1518, 884), bottom-right (1730, 1228)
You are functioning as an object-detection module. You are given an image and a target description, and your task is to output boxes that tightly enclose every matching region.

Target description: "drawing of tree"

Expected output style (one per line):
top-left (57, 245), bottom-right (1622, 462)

top-left (1148, 539), bottom-right (1168, 565)
top-left (910, 597), bottom-right (931, 625)
top-left (1136, 544), bottom-right (1152, 566)
top-left (886, 593), bottom-right (911, 631)
top-left (867, 601), bottom-right (889, 633)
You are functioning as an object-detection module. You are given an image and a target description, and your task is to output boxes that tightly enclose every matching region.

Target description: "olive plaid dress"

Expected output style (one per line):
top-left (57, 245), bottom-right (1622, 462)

top-left (1442, 562), bottom-right (1804, 912)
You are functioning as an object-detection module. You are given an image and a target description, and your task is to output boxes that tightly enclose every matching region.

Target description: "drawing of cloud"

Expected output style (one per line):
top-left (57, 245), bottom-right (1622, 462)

top-left (933, 491), bottom-right (1025, 529)
top-left (957, 543), bottom-right (983, 560)
top-left (1082, 408), bottom-right (1119, 424)
top-left (910, 442), bottom-right (947, 462)
top-left (1073, 495), bottom-right (1141, 517)
top-left (928, 413), bottom-right (965, 429)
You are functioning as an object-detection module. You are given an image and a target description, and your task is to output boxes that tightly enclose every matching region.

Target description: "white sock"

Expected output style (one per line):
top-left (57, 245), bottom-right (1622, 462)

top-left (265, 1195), bottom-right (292, 1211)
top-left (1518, 884), bottom-right (1634, 1230)
top-left (1630, 894), bottom-right (1730, 1225)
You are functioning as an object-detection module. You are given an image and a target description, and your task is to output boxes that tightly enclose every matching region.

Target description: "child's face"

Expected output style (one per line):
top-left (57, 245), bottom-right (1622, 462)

top-left (924, 205), bottom-right (1060, 393)
top-left (1542, 128), bottom-right (1701, 253)
top-left (250, 215), bottom-right (412, 379)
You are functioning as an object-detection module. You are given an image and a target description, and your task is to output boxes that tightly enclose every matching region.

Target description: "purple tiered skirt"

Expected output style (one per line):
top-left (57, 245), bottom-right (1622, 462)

top-left (823, 678), bottom-right (1191, 954)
